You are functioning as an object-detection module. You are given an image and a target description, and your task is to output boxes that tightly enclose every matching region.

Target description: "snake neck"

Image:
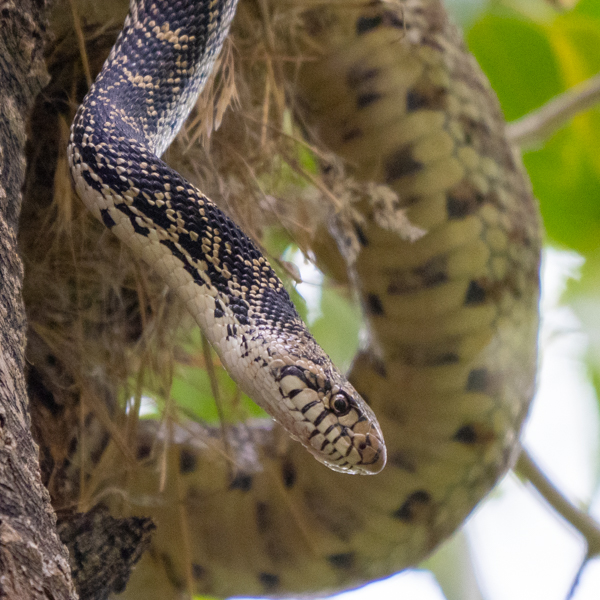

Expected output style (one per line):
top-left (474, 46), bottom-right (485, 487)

top-left (92, 0), bottom-right (239, 156)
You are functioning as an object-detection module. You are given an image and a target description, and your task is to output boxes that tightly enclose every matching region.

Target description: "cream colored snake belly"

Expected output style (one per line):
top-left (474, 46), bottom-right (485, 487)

top-left (69, 0), bottom-right (541, 598)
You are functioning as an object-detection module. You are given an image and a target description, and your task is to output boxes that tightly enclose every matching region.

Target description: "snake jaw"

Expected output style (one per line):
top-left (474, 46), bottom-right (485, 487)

top-left (276, 365), bottom-right (386, 474)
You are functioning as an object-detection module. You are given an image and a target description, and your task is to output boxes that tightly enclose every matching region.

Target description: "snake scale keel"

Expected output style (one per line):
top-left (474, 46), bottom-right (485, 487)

top-left (67, 0), bottom-right (541, 598)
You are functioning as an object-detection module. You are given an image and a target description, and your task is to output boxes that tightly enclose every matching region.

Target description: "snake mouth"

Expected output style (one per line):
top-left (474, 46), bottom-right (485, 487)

top-left (352, 429), bottom-right (387, 474)
top-left (315, 426), bottom-right (387, 475)
top-left (359, 440), bottom-right (387, 474)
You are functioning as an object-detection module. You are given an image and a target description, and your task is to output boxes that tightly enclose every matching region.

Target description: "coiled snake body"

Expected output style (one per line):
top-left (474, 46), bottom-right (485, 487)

top-left (68, 0), bottom-right (541, 598)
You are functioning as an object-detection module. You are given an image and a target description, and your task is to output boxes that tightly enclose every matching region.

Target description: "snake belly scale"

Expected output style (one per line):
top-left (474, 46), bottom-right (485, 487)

top-left (67, 0), bottom-right (541, 598)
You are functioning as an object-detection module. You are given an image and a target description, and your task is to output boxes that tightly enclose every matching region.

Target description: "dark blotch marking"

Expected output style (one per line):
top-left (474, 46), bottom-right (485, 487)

top-left (100, 208), bottom-right (116, 228)
top-left (353, 223), bottom-right (368, 246)
top-left (393, 490), bottom-right (432, 522)
top-left (341, 128), bottom-right (362, 143)
top-left (179, 449), bottom-right (197, 474)
top-left (356, 92), bottom-right (382, 109)
top-left (192, 563), bottom-right (205, 579)
top-left (454, 422), bottom-right (496, 446)
top-left (447, 196), bottom-right (472, 219)
top-left (137, 443), bottom-right (151, 461)
top-left (347, 67), bottom-right (379, 89)
top-left (384, 147), bottom-right (423, 183)
top-left (259, 572), bottom-right (280, 592)
top-left (415, 255), bottom-right (448, 289)
top-left (432, 352), bottom-right (460, 365)
top-left (366, 293), bottom-right (384, 315)
top-left (406, 84), bottom-right (446, 112)
top-left (230, 472), bottom-right (253, 491)
top-left (371, 356), bottom-right (387, 378)
top-left (256, 501), bottom-right (270, 533)
top-left (419, 270), bottom-right (447, 289)
top-left (385, 11), bottom-right (405, 29)
top-left (281, 460), bottom-right (296, 488)
top-left (389, 450), bottom-right (417, 473)
top-left (454, 424), bottom-right (477, 444)
top-left (387, 256), bottom-right (448, 295)
top-left (27, 367), bottom-right (62, 415)
top-left (466, 368), bottom-right (489, 392)
top-left (394, 344), bottom-right (462, 367)
top-left (446, 181), bottom-right (485, 219)
top-left (356, 15), bottom-right (383, 34)
top-left (356, 11), bottom-right (404, 34)
top-left (67, 435), bottom-right (78, 456)
top-left (328, 552), bottom-right (355, 570)
top-left (465, 280), bottom-right (486, 305)
top-left (84, 411), bottom-right (96, 428)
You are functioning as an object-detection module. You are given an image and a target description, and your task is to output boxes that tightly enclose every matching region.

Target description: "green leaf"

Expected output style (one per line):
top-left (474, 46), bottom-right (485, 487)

top-left (467, 8), bottom-right (600, 253)
top-left (310, 284), bottom-right (361, 372)
top-left (467, 13), bottom-right (562, 120)
top-left (573, 0), bottom-right (600, 19)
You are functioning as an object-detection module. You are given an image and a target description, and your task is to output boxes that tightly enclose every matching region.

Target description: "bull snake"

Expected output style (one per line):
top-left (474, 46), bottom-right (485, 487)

top-left (66, 0), bottom-right (541, 597)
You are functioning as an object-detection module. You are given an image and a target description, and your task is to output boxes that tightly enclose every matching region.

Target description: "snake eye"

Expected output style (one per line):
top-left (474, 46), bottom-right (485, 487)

top-left (331, 393), bottom-right (351, 416)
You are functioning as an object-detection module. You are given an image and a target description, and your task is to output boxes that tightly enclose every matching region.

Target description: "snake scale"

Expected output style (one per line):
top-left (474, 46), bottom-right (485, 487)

top-left (67, 0), bottom-right (541, 598)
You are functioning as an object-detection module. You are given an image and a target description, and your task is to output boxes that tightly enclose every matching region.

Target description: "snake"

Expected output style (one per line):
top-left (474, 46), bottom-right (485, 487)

top-left (67, 0), bottom-right (542, 598)
top-left (68, 0), bottom-right (386, 477)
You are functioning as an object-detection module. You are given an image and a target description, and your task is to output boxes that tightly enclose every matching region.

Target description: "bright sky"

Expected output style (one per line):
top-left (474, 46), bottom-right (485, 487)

top-left (235, 247), bottom-right (600, 600)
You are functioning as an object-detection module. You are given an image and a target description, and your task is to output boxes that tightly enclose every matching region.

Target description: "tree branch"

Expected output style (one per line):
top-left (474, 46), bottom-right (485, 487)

top-left (57, 508), bottom-right (155, 600)
top-left (516, 449), bottom-right (600, 557)
top-left (507, 73), bottom-right (600, 149)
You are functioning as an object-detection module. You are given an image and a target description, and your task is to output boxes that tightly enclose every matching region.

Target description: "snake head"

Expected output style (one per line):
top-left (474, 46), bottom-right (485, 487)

top-left (276, 364), bottom-right (386, 475)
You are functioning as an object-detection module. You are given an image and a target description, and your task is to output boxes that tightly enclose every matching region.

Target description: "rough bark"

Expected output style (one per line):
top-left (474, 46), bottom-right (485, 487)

top-left (0, 1), bottom-right (77, 598)
top-left (57, 509), bottom-right (155, 600)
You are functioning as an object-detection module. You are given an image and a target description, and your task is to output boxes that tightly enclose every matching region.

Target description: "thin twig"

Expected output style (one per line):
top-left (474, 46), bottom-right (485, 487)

top-left (200, 332), bottom-right (232, 466)
top-left (565, 557), bottom-right (588, 600)
top-left (516, 448), bottom-right (600, 557)
top-left (68, 0), bottom-right (92, 88)
top-left (508, 73), bottom-right (600, 149)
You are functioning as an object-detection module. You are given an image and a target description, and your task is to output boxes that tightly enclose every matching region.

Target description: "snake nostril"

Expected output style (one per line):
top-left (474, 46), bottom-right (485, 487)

top-left (358, 441), bottom-right (368, 451)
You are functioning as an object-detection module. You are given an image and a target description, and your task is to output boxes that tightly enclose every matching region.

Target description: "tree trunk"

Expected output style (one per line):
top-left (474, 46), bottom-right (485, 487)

top-left (0, 1), bottom-right (77, 598)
